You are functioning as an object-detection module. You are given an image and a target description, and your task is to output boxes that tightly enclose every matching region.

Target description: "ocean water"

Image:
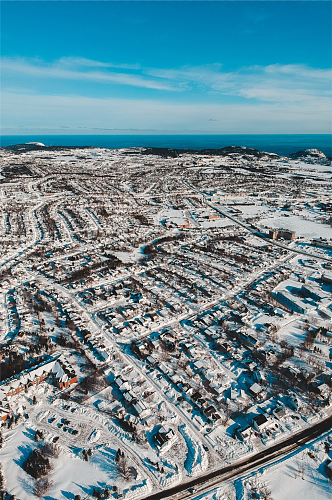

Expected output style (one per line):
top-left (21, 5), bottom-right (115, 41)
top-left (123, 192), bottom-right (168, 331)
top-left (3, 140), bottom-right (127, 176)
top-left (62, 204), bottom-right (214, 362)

top-left (1, 134), bottom-right (331, 157)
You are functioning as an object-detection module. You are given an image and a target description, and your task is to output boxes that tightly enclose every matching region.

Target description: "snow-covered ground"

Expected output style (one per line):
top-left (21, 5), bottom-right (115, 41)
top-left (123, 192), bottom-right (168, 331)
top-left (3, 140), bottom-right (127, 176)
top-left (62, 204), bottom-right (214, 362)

top-left (0, 424), bottom-right (118, 500)
top-left (0, 386), bottom-right (153, 500)
top-left (199, 218), bottom-right (235, 229)
top-left (230, 204), bottom-right (274, 218)
top-left (1, 145), bottom-right (331, 499)
top-left (242, 431), bottom-right (332, 500)
top-left (260, 214), bottom-right (332, 239)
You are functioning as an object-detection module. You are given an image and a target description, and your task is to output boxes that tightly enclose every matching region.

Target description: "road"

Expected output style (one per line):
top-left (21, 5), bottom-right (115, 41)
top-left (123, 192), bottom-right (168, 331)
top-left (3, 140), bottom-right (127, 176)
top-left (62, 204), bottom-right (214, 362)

top-left (33, 399), bottom-right (159, 491)
top-left (34, 274), bottom-right (219, 459)
top-left (182, 179), bottom-right (332, 263)
top-left (3, 177), bottom-right (330, 497)
top-left (141, 414), bottom-right (332, 500)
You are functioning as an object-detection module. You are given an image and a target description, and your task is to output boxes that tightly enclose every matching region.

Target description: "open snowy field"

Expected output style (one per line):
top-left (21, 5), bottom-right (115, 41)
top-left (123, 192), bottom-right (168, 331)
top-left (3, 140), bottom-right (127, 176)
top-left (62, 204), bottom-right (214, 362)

top-left (199, 218), bottom-right (235, 229)
top-left (266, 459), bottom-right (331, 500)
top-left (0, 421), bottom-right (151, 500)
top-left (236, 431), bottom-right (332, 500)
top-left (231, 204), bottom-right (274, 218)
top-left (0, 425), bottom-right (114, 500)
top-left (262, 433), bottom-right (332, 500)
top-left (260, 214), bottom-right (332, 239)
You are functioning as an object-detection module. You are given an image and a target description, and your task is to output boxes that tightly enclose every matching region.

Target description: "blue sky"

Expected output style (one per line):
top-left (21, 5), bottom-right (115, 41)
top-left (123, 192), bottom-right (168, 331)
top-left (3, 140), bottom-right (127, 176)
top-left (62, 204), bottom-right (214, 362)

top-left (1, 1), bottom-right (331, 134)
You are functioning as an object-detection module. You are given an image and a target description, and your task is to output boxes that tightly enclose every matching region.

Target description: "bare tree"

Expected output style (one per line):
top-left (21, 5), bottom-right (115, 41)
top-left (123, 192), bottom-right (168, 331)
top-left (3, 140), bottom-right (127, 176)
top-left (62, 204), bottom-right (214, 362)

top-left (145, 392), bottom-right (154, 404)
top-left (159, 344), bottom-right (170, 362)
top-left (40, 442), bottom-right (61, 459)
top-left (115, 449), bottom-right (134, 481)
top-left (261, 486), bottom-right (274, 500)
top-left (34, 478), bottom-right (53, 498)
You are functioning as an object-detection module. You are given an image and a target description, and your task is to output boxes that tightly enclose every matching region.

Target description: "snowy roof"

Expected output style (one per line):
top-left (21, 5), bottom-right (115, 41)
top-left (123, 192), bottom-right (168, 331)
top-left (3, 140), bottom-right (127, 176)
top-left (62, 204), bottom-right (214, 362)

top-left (249, 383), bottom-right (262, 395)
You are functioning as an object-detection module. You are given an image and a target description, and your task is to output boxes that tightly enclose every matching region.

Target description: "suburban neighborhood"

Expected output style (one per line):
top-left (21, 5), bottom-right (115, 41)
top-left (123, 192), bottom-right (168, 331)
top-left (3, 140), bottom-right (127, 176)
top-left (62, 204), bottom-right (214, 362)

top-left (0, 142), bottom-right (331, 500)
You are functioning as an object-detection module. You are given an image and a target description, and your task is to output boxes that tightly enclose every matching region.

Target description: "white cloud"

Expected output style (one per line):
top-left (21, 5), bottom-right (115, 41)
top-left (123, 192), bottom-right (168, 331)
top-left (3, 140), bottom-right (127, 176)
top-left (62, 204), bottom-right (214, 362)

top-left (2, 57), bottom-right (331, 133)
top-left (2, 57), bottom-right (331, 106)
top-left (2, 91), bottom-right (330, 134)
top-left (145, 62), bottom-right (331, 104)
top-left (1, 57), bottom-right (176, 91)
top-left (263, 63), bottom-right (332, 80)
top-left (57, 57), bottom-right (141, 71)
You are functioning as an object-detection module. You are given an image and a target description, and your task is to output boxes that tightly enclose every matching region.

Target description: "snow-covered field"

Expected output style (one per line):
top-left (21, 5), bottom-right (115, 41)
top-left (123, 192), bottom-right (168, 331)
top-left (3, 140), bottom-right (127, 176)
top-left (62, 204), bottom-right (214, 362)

top-left (261, 435), bottom-right (332, 500)
top-left (199, 218), bottom-right (235, 229)
top-left (276, 318), bottom-right (308, 347)
top-left (266, 456), bottom-right (331, 500)
top-left (0, 425), bottom-right (117, 500)
top-left (236, 431), bottom-right (332, 500)
top-left (260, 214), bottom-right (332, 239)
top-left (231, 204), bottom-right (274, 218)
top-left (0, 387), bottom-right (153, 500)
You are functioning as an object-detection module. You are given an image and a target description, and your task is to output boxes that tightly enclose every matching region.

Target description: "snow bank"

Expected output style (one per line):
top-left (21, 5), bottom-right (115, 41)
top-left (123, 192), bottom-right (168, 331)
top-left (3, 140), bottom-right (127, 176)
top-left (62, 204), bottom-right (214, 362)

top-left (122, 478), bottom-right (152, 499)
top-left (178, 424), bottom-right (208, 477)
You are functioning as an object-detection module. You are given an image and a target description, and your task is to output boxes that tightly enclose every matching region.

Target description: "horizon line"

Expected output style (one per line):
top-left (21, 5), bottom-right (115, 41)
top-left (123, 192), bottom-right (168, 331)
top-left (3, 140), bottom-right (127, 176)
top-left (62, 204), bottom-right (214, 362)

top-left (2, 133), bottom-right (331, 136)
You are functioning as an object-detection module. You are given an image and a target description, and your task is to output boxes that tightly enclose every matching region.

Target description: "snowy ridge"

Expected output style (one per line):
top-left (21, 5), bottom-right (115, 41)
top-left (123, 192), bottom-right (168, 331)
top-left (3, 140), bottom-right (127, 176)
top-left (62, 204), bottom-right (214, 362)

top-left (179, 423), bottom-right (208, 477)
top-left (122, 478), bottom-right (152, 499)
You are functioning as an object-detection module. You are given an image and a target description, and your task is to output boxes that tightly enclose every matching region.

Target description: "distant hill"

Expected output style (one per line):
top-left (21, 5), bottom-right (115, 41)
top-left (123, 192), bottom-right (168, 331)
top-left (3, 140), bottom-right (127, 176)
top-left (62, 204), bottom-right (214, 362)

top-left (1, 143), bottom-right (94, 153)
top-left (289, 148), bottom-right (331, 165)
top-left (1, 143), bottom-right (330, 163)
top-left (137, 145), bottom-right (279, 159)
top-left (290, 148), bottom-right (327, 159)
